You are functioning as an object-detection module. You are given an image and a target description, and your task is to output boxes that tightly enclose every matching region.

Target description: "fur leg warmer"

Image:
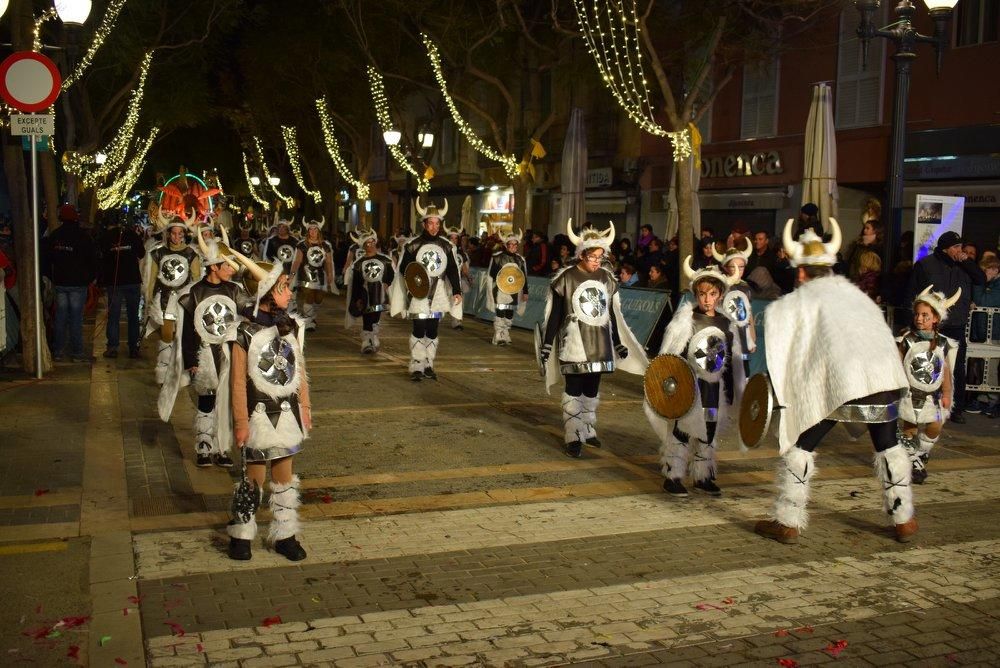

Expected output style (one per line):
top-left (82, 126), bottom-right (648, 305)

top-left (195, 410), bottom-right (216, 454)
top-left (772, 447), bottom-right (816, 531)
top-left (562, 394), bottom-right (588, 445)
top-left (155, 340), bottom-right (172, 385)
top-left (916, 431), bottom-right (938, 456)
top-left (451, 317), bottom-right (463, 329)
top-left (227, 516), bottom-right (258, 540)
top-left (268, 476), bottom-right (301, 543)
top-left (492, 318), bottom-right (503, 345)
top-left (301, 302), bottom-right (316, 328)
top-left (579, 394), bottom-right (600, 441)
top-left (409, 335), bottom-right (425, 373)
top-left (423, 337), bottom-right (438, 368)
top-left (660, 439), bottom-right (689, 481)
top-left (500, 318), bottom-right (512, 343)
top-left (875, 445), bottom-right (915, 525)
top-left (361, 330), bottom-right (375, 352)
top-left (691, 439), bottom-right (717, 483)
top-left (372, 323), bottom-right (381, 350)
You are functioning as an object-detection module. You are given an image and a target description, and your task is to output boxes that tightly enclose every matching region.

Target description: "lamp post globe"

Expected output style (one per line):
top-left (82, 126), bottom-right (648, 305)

top-left (383, 129), bottom-right (402, 146)
top-left (418, 129), bottom-right (434, 149)
top-left (54, 0), bottom-right (92, 25)
top-left (250, 176), bottom-right (261, 186)
top-left (268, 176), bottom-right (281, 186)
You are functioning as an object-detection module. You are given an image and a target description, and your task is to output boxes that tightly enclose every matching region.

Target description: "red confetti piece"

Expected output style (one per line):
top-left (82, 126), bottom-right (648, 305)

top-left (722, 597), bottom-right (735, 605)
top-left (773, 629), bottom-right (789, 637)
top-left (695, 602), bottom-right (725, 611)
top-left (823, 640), bottom-right (848, 658)
top-left (123, 608), bottom-right (129, 616)
top-left (114, 659), bottom-right (128, 665)
top-left (34, 488), bottom-right (49, 496)
top-left (321, 494), bottom-right (333, 504)
top-left (777, 660), bottom-right (799, 668)
top-left (196, 643), bottom-right (203, 653)
top-left (67, 645), bottom-right (80, 660)
top-left (58, 616), bottom-right (90, 629)
top-left (795, 625), bottom-right (814, 633)
top-left (164, 621), bottom-right (185, 637)
top-left (127, 595), bottom-right (142, 605)
top-left (22, 625), bottom-right (54, 640)
top-left (34, 604), bottom-right (43, 614)
top-left (260, 616), bottom-right (282, 627)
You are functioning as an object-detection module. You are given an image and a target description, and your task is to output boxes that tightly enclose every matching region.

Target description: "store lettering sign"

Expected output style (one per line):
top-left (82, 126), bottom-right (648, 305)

top-left (586, 167), bottom-right (613, 188)
top-left (701, 151), bottom-right (784, 178)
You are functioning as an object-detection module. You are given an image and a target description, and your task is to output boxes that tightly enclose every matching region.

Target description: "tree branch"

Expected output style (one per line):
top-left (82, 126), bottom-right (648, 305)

top-left (682, 17), bottom-right (726, 122)
top-left (638, 8), bottom-right (680, 127)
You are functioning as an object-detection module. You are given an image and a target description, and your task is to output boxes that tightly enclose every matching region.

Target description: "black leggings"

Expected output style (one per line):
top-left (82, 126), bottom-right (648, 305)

top-left (362, 312), bottom-right (381, 332)
top-left (197, 394), bottom-right (216, 413)
top-left (797, 419), bottom-right (897, 453)
top-left (565, 373), bottom-right (602, 398)
top-left (412, 319), bottom-right (440, 339)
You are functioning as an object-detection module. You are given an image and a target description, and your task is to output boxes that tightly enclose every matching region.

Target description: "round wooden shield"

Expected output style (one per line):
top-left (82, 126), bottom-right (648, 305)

top-left (497, 264), bottom-right (525, 295)
top-left (644, 354), bottom-right (696, 420)
top-left (404, 262), bottom-right (430, 300)
top-left (739, 373), bottom-right (775, 449)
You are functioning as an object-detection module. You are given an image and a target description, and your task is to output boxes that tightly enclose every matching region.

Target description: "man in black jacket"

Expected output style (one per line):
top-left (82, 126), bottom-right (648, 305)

top-left (907, 231), bottom-right (987, 422)
top-left (44, 204), bottom-right (97, 362)
top-left (98, 211), bottom-right (146, 358)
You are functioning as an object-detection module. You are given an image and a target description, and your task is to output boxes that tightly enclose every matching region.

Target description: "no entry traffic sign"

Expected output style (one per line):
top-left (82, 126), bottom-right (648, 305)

top-left (0, 51), bottom-right (61, 113)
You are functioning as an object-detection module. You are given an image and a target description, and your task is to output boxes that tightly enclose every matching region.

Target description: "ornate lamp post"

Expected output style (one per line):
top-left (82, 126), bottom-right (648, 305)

top-left (855, 0), bottom-right (958, 266)
top-left (383, 127), bottom-right (433, 231)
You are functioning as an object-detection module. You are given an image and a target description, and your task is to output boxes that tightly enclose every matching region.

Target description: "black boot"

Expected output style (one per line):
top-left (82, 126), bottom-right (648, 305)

top-left (274, 536), bottom-right (307, 561)
top-left (228, 538), bottom-right (252, 561)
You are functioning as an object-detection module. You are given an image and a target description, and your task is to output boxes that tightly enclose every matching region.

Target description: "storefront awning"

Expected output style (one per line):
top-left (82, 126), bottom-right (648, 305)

top-left (697, 187), bottom-right (791, 210)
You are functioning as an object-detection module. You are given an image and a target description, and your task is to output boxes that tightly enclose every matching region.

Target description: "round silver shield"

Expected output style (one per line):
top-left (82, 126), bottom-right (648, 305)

top-left (192, 294), bottom-right (239, 345)
top-left (237, 239), bottom-right (256, 256)
top-left (362, 258), bottom-right (384, 283)
top-left (722, 289), bottom-right (751, 328)
top-left (903, 340), bottom-right (946, 393)
top-left (306, 245), bottom-right (326, 267)
top-left (277, 243), bottom-right (296, 263)
top-left (417, 244), bottom-right (446, 278)
top-left (258, 335), bottom-right (297, 388)
top-left (571, 279), bottom-right (610, 326)
top-left (687, 326), bottom-right (728, 382)
top-left (158, 253), bottom-right (190, 288)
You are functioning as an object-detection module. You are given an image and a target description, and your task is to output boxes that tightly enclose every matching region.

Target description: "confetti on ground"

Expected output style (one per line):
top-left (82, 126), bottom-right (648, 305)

top-left (196, 643), bottom-right (203, 653)
top-left (261, 616), bottom-right (282, 627)
top-left (773, 629), bottom-right (789, 637)
top-left (721, 597), bottom-right (735, 605)
top-left (67, 645), bottom-right (80, 660)
top-left (123, 608), bottom-right (129, 616)
top-left (34, 489), bottom-right (49, 496)
top-left (796, 625), bottom-right (814, 633)
top-left (695, 602), bottom-right (726, 611)
top-left (114, 658), bottom-right (127, 665)
top-left (127, 595), bottom-right (142, 605)
top-left (57, 616), bottom-right (90, 630)
top-left (777, 659), bottom-right (799, 668)
top-left (823, 640), bottom-right (848, 657)
top-left (164, 621), bottom-right (185, 637)
top-left (321, 494), bottom-right (333, 504)
top-left (100, 635), bottom-right (112, 647)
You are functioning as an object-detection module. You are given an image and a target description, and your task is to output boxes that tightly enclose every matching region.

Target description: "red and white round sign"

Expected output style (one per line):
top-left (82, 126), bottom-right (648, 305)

top-left (0, 51), bottom-right (61, 113)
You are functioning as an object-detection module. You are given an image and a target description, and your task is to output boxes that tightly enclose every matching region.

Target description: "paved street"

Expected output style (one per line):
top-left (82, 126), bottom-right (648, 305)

top-left (2, 298), bottom-right (1000, 667)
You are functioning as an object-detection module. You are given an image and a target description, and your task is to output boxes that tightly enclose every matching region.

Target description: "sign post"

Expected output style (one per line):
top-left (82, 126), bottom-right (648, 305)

top-left (1, 52), bottom-right (62, 379)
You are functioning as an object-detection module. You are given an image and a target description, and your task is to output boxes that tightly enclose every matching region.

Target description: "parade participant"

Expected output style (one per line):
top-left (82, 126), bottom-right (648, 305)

top-left (232, 218), bottom-right (259, 259)
top-left (539, 220), bottom-right (647, 458)
top-left (342, 231), bottom-right (361, 294)
top-left (645, 258), bottom-right (742, 497)
top-left (144, 210), bottom-right (200, 383)
top-left (225, 248), bottom-right (310, 562)
top-left (158, 226), bottom-right (248, 469)
top-left (445, 225), bottom-right (471, 331)
top-left (261, 215), bottom-right (298, 276)
top-left (390, 199), bottom-right (463, 381)
top-left (896, 286), bottom-right (960, 484)
top-left (754, 218), bottom-right (913, 544)
top-left (348, 229), bottom-right (394, 354)
top-left (289, 217), bottom-right (336, 331)
top-left (485, 229), bottom-right (528, 345)
top-left (712, 238), bottom-right (757, 378)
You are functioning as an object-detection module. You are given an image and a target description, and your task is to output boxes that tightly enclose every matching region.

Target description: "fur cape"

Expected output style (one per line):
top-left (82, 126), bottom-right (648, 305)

top-left (765, 274), bottom-right (907, 454)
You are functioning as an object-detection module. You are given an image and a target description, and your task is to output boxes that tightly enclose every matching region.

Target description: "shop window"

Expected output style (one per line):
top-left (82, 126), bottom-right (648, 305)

top-left (740, 59), bottom-right (778, 139)
top-left (836, 8), bottom-right (885, 129)
top-left (955, 0), bottom-right (999, 47)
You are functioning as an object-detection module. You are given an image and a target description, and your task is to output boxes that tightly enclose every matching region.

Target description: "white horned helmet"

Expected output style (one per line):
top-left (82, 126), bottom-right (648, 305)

top-left (349, 227), bottom-right (378, 247)
top-left (566, 218), bottom-right (615, 257)
top-left (228, 246), bottom-right (285, 317)
top-left (237, 217), bottom-right (253, 233)
top-left (502, 227), bottom-right (524, 247)
top-left (711, 237), bottom-right (753, 267)
top-left (682, 255), bottom-right (741, 294)
top-left (196, 216), bottom-right (240, 270)
top-left (443, 224), bottom-right (463, 239)
top-left (153, 207), bottom-right (188, 235)
top-left (415, 197), bottom-right (448, 222)
top-left (304, 215), bottom-right (325, 231)
top-left (781, 216), bottom-right (842, 267)
top-left (914, 284), bottom-right (961, 321)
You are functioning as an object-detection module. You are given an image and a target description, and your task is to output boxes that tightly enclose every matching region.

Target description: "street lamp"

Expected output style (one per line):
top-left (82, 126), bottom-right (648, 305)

top-left (268, 176), bottom-right (281, 186)
top-left (0, 1), bottom-right (9, 20)
top-left (53, 0), bottom-right (92, 25)
top-left (855, 0), bottom-right (957, 268)
top-left (94, 151), bottom-right (106, 165)
top-left (250, 176), bottom-right (261, 186)
top-left (383, 128), bottom-right (402, 146)
top-left (418, 128), bottom-right (434, 149)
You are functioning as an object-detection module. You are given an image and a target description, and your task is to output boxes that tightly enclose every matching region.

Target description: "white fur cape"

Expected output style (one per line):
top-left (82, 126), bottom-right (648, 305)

top-left (765, 275), bottom-right (908, 454)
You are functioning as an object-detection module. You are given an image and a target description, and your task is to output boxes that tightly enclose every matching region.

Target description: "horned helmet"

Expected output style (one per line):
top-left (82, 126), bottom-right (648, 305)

top-left (781, 217), bottom-right (842, 267)
top-left (913, 284), bottom-right (961, 321)
top-left (566, 218), bottom-right (614, 257)
top-left (682, 255), bottom-right (741, 295)
top-left (415, 197), bottom-right (448, 222)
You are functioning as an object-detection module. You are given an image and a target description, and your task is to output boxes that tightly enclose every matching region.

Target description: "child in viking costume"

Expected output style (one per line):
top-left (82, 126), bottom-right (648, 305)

top-left (144, 209), bottom-right (200, 384)
top-left (713, 238), bottom-right (757, 379)
top-left (754, 218), bottom-right (914, 544)
top-left (540, 220), bottom-right (647, 458)
top-left (389, 199), bottom-right (463, 382)
top-left (289, 217), bottom-right (336, 331)
top-left (158, 226), bottom-right (249, 469)
top-left (224, 249), bottom-right (310, 562)
top-left (445, 225), bottom-right (471, 331)
top-left (645, 258), bottom-right (743, 497)
top-left (347, 229), bottom-right (394, 354)
top-left (897, 286), bottom-right (960, 484)
top-left (485, 229), bottom-right (529, 345)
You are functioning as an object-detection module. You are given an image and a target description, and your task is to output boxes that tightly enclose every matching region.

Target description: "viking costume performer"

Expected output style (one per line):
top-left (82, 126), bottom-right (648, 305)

top-left (262, 216), bottom-right (299, 276)
top-left (485, 229), bottom-right (529, 345)
top-left (158, 227), bottom-right (249, 469)
top-left (539, 220), bottom-right (647, 458)
top-left (348, 229), bottom-right (394, 354)
top-left (896, 286), bottom-right (960, 484)
top-left (713, 239), bottom-right (757, 378)
top-left (341, 227), bottom-right (369, 325)
top-left (289, 217), bottom-right (336, 331)
top-left (144, 209), bottom-right (200, 384)
top-left (389, 199), bottom-right (463, 381)
top-left (752, 218), bottom-right (914, 544)
top-left (232, 218), bottom-right (259, 259)
top-left (445, 226), bottom-right (471, 331)
top-left (224, 248), bottom-right (310, 562)
top-left (645, 258), bottom-right (743, 497)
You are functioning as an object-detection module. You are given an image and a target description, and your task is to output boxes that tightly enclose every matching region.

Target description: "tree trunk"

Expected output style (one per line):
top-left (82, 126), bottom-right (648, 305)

top-left (41, 149), bottom-right (60, 232)
top-left (511, 174), bottom-right (530, 233)
top-left (675, 156), bottom-right (695, 290)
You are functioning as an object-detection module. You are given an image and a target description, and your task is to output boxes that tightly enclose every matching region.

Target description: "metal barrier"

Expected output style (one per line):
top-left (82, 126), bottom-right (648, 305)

top-left (966, 305), bottom-right (1000, 393)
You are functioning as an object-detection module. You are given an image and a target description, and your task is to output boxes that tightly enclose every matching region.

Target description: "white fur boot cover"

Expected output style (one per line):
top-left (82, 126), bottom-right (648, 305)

top-left (875, 445), bottom-right (915, 525)
top-left (691, 439), bottom-right (717, 483)
top-left (579, 395), bottom-right (599, 441)
top-left (500, 318), bottom-right (513, 343)
top-left (492, 318), bottom-right (503, 345)
top-left (361, 329), bottom-right (375, 352)
top-left (423, 337), bottom-right (438, 368)
top-left (268, 476), bottom-right (301, 543)
top-left (452, 316), bottom-right (463, 329)
top-left (195, 409), bottom-right (216, 454)
top-left (660, 439), bottom-right (688, 481)
top-left (562, 394), bottom-right (588, 444)
top-left (409, 335), bottom-right (425, 373)
top-left (916, 431), bottom-right (938, 456)
top-left (227, 513), bottom-right (258, 540)
top-left (773, 447), bottom-right (816, 531)
top-left (301, 302), bottom-right (316, 328)
top-left (372, 322), bottom-right (381, 350)
top-left (155, 340), bottom-right (172, 385)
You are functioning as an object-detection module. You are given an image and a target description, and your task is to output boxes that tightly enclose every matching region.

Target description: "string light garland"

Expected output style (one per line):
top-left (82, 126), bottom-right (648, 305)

top-left (242, 150), bottom-right (271, 211)
top-left (62, 0), bottom-right (129, 92)
top-left (667, 128), bottom-right (692, 162)
top-left (280, 125), bottom-right (322, 204)
top-left (315, 97), bottom-right (370, 201)
top-left (97, 127), bottom-right (160, 209)
top-left (251, 135), bottom-right (295, 207)
top-left (572, 0), bottom-right (668, 137)
top-left (421, 34), bottom-right (520, 179)
top-left (367, 65), bottom-right (430, 193)
top-left (32, 8), bottom-right (58, 53)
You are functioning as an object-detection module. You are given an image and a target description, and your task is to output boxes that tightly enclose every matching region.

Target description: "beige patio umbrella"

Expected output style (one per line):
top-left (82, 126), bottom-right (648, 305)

top-left (460, 195), bottom-right (474, 235)
top-left (801, 82), bottom-right (839, 231)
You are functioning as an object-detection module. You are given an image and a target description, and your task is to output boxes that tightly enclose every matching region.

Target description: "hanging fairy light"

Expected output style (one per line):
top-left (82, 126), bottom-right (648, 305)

top-left (251, 135), bottom-right (295, 207)
top-left (367, 65), bottom-right (430, 193)
top-left (242, 151), bottom-right (271, 211)
top-left (97, 127), bottom-right (160, 208)
top-left (61, 0), bottom-right (129, 92)
top-left (280, 125), bottom-right (322, 204)
top-left (315, 97), bottom-right (370, 201)
top-left (421, 34), bottom-right (519, 179)
top-left (666, 128), bottom-right (692, 162)
top-left (32, 8), bottom-right (58, 53)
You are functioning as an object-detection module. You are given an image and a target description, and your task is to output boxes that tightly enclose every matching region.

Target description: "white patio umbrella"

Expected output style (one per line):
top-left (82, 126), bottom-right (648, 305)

top-left (801, 82), bottom-right (839, 231)
top-left (460, 195), bottom-right (474, 235)
top-left (560, 108), bottom-right (587, 231)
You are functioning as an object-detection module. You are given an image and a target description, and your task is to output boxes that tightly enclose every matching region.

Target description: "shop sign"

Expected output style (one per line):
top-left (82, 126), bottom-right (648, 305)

top-left (586, 167), bottom-right (613, 189)
top-left (701, 151), bottom-right (783, 179)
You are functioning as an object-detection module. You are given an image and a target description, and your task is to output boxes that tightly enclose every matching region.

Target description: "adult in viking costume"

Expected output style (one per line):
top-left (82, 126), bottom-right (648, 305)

top-left (389, 199), bottom-right (463, 381)
top-left (753, 218), bottom-right (913, 544)
top-left (144, 209), bottom-right (200, 384)
top-left (232, 218), bottom-right (259, 259)
top-left (539, 220), bottom-right (647, 458)
top-left (348, 229), bottom-right (394, 354)
top-left (158, 227), bottom-right (249, 469)
top-left (224, 248), bottom-right (311, 562)
top-left (645, 259), bottom-right (743, 497)
top-left (896, 286), bottom-right (960, 484)
top-left (485, 229), bottom-right (529, 346)
top-left (261, 216), bottom-right (299, 276)
top-left (289, 217), bottom-right (336, 331)
top-left (445, 225), bottom-right (471, 331)
top-left (713, 238), bottom-right (757, 378)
